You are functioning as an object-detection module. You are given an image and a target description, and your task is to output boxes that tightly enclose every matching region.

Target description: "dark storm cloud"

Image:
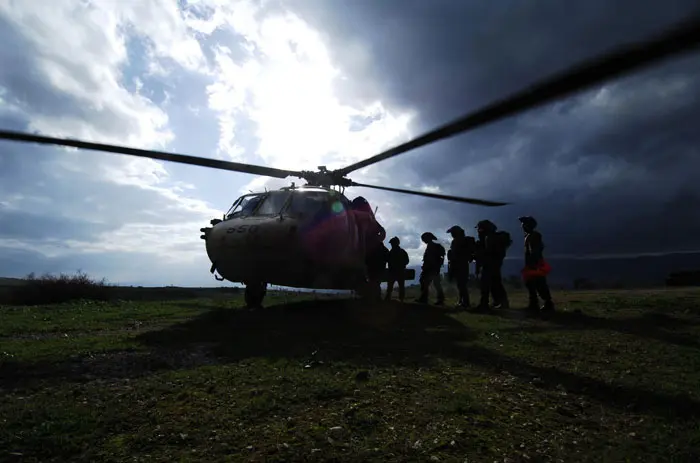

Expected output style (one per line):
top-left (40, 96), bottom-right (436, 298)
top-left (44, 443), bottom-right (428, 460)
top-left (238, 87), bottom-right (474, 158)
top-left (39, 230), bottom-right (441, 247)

top-left (283, 0), bottom-right (700, 257)
top-left (288, 0), bottom-right (700, 120)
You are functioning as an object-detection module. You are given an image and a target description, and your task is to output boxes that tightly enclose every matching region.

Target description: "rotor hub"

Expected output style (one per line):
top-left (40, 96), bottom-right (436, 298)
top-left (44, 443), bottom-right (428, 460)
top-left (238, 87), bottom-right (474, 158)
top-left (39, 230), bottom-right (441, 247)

top-left (300, 168), bottom-right (353, 188)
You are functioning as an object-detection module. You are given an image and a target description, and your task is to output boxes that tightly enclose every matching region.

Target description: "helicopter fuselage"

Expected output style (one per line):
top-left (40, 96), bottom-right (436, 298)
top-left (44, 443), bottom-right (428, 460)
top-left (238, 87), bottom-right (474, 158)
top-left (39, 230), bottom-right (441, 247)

top-left (201, 186), bottom-right (371, 289)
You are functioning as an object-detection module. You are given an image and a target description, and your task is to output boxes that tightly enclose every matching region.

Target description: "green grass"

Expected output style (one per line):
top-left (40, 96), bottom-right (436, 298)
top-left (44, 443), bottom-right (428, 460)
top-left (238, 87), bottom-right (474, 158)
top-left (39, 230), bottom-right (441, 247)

top-left (2, 286), bottom-right (700, 462)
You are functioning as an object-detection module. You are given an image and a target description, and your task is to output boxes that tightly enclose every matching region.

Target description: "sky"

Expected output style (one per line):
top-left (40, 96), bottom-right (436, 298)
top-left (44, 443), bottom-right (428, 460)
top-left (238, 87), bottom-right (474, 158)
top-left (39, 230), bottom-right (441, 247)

top-left (1, 0), bottom-right (700, 287)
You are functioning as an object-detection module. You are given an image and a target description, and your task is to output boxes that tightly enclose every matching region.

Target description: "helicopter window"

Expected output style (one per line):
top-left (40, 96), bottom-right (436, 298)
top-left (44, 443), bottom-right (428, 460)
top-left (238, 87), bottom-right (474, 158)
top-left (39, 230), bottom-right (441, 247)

top-left (253, 190), bottom-right (292, 216)
top-left (287, 191), bottom-right (337, 218)
top-left (226, 194), bottom-right (264, 219)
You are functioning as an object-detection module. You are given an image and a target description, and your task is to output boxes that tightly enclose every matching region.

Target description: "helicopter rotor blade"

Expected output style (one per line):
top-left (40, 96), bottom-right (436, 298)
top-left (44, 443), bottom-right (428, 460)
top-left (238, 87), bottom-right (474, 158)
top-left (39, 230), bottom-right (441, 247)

top-left (0, 129), bottom-right (302, 179)
top-left (350, 181), bottom-right (508, 207)
top-left (335, 14), bottom-right (700, 176)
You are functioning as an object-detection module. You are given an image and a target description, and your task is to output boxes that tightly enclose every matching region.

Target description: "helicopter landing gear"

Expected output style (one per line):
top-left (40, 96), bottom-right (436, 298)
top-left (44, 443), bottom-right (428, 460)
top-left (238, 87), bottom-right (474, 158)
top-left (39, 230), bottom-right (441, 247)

top-left (244, 281), bottom-right (267, 309)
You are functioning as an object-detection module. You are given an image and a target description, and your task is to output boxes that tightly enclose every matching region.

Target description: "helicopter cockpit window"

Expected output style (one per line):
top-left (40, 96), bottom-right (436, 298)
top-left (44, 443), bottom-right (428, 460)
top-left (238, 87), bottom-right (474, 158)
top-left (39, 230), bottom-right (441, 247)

top-left (252, 190), bottom-right (292, 216)
top-left (287, 191), bottom-right (332, 218)
top-left (287, 190), bottom-right (348, 219)
top-left (226, 193), bottom-right (264, 220)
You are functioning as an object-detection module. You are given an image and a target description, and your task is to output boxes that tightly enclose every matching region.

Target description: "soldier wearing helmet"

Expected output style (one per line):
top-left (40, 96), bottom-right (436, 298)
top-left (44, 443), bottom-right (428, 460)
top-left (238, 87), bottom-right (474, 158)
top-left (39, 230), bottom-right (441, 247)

top-left (416, 232), bottom-right (445, 305)
top-left (519, 216), bottom-right (554, 312)
top-left (351, 196), bottom-right (387, 300)
top-left (474, 219), bottom-right (511, 310)
top-left (385, 236), bottom-right (410, 302)
top-left (366, 238), bottom-right (389, 301)
top-left (446, 225), bottom-right (476, 309)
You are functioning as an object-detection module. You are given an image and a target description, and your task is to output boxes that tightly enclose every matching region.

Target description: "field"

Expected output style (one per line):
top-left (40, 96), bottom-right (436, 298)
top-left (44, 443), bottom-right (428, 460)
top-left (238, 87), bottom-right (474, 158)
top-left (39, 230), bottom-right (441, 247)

top-left (1, 282), bottom-right (700, 462)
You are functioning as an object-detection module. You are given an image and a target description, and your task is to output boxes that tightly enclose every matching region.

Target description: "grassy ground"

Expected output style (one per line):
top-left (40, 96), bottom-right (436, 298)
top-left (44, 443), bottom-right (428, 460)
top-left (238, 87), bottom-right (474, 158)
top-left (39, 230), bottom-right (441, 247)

top-left (1, 286), bottom-right (700, 462)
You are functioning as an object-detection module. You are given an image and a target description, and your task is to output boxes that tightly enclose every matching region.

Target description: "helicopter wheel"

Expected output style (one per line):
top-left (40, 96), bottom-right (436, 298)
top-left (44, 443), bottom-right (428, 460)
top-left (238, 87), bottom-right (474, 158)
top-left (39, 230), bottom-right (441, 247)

top-left (244, 282), bottom-right (267, 309)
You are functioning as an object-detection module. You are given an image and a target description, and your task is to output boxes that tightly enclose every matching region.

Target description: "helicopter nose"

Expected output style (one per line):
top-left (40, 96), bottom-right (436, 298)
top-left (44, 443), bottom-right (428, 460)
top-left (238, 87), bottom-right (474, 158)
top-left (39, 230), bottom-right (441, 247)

top-left (203, 219), bottom-right (301, 261)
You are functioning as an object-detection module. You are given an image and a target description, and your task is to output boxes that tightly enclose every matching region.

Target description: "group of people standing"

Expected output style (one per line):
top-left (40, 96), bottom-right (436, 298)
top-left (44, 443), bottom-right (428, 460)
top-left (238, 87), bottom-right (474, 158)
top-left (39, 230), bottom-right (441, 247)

top-left (367, 215), bottom-right (555, 313)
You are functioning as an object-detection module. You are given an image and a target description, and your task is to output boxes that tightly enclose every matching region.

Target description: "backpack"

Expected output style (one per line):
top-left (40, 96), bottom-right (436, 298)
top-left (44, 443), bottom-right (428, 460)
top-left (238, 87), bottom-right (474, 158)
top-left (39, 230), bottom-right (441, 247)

top-left (399, 248), bottom-right (409, 267)
top-left (435, 243), bottom-right (446, 267)
top-left (450, 236), bottom-right (476, 262)
top-left (494, 231), bottom-right (512, 253)
top-left (465, 236), bottom-right (477, 257)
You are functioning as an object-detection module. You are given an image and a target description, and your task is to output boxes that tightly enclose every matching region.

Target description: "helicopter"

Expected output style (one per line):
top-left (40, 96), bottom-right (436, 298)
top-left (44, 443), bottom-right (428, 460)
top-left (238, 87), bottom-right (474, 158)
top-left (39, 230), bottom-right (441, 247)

top-left (199, 172), bottom-right (508, 307)
top-left (1, 15), bottom-right (698, 307)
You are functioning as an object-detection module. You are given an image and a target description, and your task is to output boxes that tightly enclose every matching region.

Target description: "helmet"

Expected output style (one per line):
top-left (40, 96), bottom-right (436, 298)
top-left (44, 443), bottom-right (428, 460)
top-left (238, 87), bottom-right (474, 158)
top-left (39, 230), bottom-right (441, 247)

top-left (350, 196), bottom-right (371, 213)
top-left (421, 232), bottom-right (437, 242)
top-left (446, 225), bottom-right (465, 236)
top-left (389, 236), bottom-right (400, 245)
top-left (518, 216), bottom-right (538, 229)
top-left (475, 219), bottom-right (497, 233)
top-left (351, 196), bottom-right (368, 206)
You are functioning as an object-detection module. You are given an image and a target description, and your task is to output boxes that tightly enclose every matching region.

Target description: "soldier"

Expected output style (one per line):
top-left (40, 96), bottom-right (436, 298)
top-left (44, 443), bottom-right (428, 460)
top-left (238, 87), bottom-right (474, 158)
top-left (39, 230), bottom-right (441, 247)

top-left (415, 232), bottom-right (445, 305)
top-left (351, 195), bottom-right (387, 298)
top-left (446, 225), bottom-right (476, 309)
top-left (519, 216), bottom-right (555, 312)
top-left (366, 240), bottom-right (389, 301)
top-left (474, 219), bottom-right (511, 310)
top-left (385, 236), bottom-right (410, 302)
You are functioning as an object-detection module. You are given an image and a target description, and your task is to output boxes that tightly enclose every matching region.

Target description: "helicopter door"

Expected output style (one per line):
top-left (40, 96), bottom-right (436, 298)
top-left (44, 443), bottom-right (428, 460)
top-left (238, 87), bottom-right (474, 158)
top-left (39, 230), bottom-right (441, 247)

top-left (327, 194), bottom-right (355, 261)
top-left (338, 196), bottom-right (359, 255)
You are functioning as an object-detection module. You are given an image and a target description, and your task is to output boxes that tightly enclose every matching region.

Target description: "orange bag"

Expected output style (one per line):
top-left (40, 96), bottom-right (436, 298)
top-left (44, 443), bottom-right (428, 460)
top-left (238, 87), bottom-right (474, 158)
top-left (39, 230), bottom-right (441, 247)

top-left (521, 259), bottom-right (552, 280)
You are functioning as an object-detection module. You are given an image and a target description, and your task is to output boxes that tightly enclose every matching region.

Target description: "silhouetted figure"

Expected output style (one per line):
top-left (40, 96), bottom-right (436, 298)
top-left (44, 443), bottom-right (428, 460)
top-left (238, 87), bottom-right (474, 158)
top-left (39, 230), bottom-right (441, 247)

top-left (474, 219), bottom-right (511, 310)
top-left (351, 196), bottom-right (387, 296)
top-left (447, 225), bottom-right (476, 309)
top-left (385, 236), bottom-right (410, 302)
top-left (351, 196), bottom-right (386, 251)
top-left (366, 241), bottom-right (389, 301)
top-left (519, 216), bottom-right (554, 312)
top-left (416, 232), bottom-right (445, 305)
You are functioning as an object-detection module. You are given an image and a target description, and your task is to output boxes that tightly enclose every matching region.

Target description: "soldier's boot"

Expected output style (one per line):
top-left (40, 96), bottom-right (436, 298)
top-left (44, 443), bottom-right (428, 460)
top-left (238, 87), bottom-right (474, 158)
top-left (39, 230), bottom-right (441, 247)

top-left (415, 293), bottom-right (428, 303)
top-left (434, 282), bottom-right (445, 306)
top-left (541, 299), bottom-right (555, 312)
top-left (456, 285), bottom-right (470, 309)
top-left (474, 296), bottom-right (490, 311)
top-left (434, 294), bottom-right (445, 305)
top-left (526, 298), bottom-right (540, 311)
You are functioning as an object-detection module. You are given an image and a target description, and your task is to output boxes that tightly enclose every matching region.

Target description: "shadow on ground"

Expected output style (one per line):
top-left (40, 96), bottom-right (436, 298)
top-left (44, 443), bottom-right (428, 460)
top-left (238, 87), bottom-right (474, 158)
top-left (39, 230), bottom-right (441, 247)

top-left (3, 298), bottom-right (700, 420)
top-left (0, 299), bottom-right (473, 392)
top-left (139, 298), bottom-right (475, 364)
top-left (489, 308), bottom-right (700, 349)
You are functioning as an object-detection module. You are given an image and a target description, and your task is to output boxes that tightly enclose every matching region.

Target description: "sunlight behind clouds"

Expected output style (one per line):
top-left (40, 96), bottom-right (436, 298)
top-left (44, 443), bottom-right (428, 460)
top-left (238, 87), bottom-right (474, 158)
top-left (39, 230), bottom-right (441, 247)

top-left (204, 4), bottom-right (415, 173)
top-left (0, 0), bottom-right (422, 285)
